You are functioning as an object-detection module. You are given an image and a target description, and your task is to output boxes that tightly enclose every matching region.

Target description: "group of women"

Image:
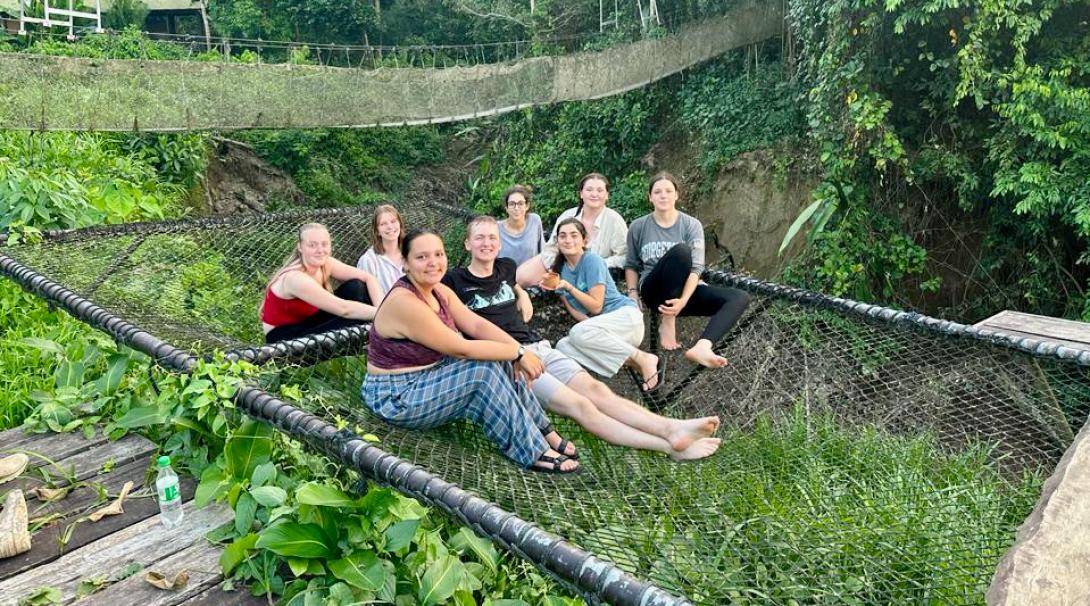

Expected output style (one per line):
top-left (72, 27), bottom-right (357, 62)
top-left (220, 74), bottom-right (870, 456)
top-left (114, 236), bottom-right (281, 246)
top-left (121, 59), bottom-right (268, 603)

top-left (259, 172), bottom-right (751, 473)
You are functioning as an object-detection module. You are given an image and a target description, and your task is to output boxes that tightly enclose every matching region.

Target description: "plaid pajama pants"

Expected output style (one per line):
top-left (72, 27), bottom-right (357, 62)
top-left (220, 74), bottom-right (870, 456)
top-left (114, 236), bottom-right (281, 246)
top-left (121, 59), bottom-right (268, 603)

top-left (361, 358), bottom-right (550, 468)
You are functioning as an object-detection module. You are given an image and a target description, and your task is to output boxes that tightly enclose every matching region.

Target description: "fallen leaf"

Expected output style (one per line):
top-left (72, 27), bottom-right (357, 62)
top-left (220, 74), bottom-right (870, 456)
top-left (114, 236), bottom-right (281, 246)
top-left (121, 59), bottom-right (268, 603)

top-left (30, 486), bottom-right (71, 502)
top-left (86, 481), bottom-right (133, 522)
top-left (144, 569), bottom-right (190, 591)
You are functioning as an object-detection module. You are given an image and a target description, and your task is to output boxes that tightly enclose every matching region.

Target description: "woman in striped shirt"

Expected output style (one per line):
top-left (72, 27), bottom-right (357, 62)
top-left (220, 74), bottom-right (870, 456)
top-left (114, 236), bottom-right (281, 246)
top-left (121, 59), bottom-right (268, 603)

top-left (357, 204), bottom-right (406, 296)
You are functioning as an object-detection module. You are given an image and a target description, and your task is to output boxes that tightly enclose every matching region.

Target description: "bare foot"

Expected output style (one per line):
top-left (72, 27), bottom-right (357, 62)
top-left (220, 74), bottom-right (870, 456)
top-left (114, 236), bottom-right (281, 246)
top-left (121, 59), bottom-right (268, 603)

top-left (684, 339), bottom-right (728, 368)
top-left (630, 350), bottom-right (661, 391)
top-left (670, 437), bottom-right (721, 461)
top-left (659, 316), bottom-right (681, 350)
top-left (544, 430), bottom-right (578, 458)
top-left (666, 416), bottom-right (721, 451)
top-left (533, 449), bottom-right (580, 472)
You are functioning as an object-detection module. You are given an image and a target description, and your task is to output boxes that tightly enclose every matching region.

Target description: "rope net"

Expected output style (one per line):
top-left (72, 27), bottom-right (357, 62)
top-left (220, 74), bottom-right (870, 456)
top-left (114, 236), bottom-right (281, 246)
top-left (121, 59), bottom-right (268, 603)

top-left (4, 201), bottom-right (1089, 604)
top-left (0, 0), bottom-right (782, 131)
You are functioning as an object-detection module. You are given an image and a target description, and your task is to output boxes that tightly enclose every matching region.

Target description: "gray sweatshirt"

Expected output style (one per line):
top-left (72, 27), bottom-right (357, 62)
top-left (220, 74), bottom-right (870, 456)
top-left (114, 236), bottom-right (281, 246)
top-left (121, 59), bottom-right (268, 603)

top-left (624, 212), bottom-right (705, 287)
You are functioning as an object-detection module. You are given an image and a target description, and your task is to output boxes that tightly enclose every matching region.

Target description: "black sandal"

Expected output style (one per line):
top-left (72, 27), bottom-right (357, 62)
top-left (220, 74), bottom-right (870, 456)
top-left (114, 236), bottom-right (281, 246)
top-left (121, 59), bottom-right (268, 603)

top-left (641, 356), bottom-right (667, 393)
top-left (530, 453), bottom-right (580, 474)
top-left (542, 425), bottom-right (579, 460)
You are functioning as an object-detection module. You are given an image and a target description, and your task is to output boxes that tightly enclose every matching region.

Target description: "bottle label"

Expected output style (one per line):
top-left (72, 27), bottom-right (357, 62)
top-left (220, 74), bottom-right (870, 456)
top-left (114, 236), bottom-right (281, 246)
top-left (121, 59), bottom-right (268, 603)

top-left (160, 482), bottom-right (179, 503)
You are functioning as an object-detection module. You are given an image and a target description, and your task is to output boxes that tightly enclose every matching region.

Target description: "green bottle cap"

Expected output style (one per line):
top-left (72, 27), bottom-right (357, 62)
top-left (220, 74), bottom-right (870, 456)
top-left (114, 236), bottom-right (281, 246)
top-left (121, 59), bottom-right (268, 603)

top-left (157, 455), bottom-right (171, 468)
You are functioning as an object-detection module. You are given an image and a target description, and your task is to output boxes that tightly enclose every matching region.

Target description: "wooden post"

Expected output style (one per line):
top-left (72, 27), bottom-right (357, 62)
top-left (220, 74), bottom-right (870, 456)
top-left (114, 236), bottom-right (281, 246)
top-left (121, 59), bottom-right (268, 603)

top-left (198, 1), bottom-right (212, 51)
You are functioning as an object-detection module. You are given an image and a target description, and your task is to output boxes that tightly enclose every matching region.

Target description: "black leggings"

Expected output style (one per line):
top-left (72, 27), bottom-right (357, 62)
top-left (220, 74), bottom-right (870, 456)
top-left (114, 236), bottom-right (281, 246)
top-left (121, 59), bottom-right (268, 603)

top-left (639, 243), bottom-right (751, 343)
top-left (265, 279), bottom-right (372, 344)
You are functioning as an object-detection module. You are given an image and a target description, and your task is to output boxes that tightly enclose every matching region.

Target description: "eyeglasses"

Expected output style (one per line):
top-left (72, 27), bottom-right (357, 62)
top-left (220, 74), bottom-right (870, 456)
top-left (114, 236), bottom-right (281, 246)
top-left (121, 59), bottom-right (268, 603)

top-left (507, 201), bottom-right (528, 208)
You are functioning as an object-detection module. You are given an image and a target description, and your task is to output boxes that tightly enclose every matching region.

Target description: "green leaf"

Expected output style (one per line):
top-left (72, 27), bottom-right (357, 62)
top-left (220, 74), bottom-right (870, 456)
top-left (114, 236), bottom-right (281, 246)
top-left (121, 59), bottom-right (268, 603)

top-left (19, 337), bottom-right (65, 356)
top-left (295, 482), bottom-right (354, 508)
top-left (114, 405), bottom-right (164, 429)
top-left (235, 492), bottom-right (258, 535)
top-left (225, 420), bottom-right (273, 480)
top-left (54, 360), bottom-right (85, 389)
top-left (219, 533), bottom-right (258, 575)
top-left (383, 519), bottom-right (419, 553)
top-left (779, 198), bottom-right (826, 255)
top-left (255, 522), bottom-right (335, 559)
top-left (418, 555), bottom-right (465, 606)
top-left (486, 600), bottom-right (532, 606)
top-left (94, 353), bottom-right (130, 395)
top-left (450, 527), bottom-right (499, 573)
top-left (328, 550), bottom-right (386, 591)
top-left (194, 465), bottom-right (229, 508)
top-left (286, 557), bottom-right (310, 577)
top-left (251, 486), bottom-right (287, 507)
top-left (251, 462), bottom-right (276, 487)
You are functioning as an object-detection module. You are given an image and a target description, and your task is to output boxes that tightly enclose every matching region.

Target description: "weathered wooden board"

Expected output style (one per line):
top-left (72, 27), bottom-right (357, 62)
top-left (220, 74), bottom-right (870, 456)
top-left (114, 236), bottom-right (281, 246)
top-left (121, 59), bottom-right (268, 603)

top-left (3, 433), bottom-right (155, 494)
top-left (81, 538), bottom-right (224, 606)
top-left (976, 310), bottom-right (1090, 352)
top-left (0, 428), bottom-right (110, 466)
top-left (176, 584), bottom-right (268, 606)
top-left (0, 502), bottom-right (232, 606)
top-left (0, 461), bottom-right (197, 580)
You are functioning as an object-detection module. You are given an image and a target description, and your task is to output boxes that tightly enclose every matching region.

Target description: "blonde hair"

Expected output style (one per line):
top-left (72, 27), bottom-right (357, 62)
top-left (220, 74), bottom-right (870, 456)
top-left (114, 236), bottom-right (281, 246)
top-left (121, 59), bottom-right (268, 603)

top-left (371, 205), bottom-right (405, 255)
top-left (265, 222), bottom-right (332, 293)
top-left (466, 214), bottom-right (498, 238)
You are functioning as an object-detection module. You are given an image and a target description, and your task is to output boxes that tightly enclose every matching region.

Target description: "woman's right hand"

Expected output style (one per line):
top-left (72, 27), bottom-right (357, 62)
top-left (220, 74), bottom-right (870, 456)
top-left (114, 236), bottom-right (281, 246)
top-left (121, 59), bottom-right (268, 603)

top-left (515, 350), bottom-right (544, 382)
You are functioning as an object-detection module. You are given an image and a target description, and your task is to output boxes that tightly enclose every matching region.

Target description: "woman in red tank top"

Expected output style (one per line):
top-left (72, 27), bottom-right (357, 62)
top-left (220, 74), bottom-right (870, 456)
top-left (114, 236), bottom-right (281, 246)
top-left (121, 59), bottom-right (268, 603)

top-left (261, 223), bottom-right (384, 343)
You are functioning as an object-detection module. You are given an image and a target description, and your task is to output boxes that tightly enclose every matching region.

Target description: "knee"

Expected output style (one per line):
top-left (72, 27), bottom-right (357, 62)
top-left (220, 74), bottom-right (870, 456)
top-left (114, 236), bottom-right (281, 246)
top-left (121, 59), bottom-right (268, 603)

top-left (338, 279), bottom-right (368, 303)
top-left (586, 381), bottom-right (613, 401)
top-left (668, 242), bottom-right (692, 258)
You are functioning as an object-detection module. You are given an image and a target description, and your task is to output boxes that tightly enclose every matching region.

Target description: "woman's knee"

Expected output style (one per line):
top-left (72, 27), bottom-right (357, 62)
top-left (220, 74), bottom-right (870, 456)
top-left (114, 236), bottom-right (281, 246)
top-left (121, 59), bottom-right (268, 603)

top-left (336, 278), bottom-right (369, 303)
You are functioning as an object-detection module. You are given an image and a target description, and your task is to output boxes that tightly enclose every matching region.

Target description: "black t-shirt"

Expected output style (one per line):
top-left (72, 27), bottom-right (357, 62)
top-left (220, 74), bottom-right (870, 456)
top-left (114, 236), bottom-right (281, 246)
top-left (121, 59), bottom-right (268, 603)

top-left (442, 258), bottom-right (542, 345)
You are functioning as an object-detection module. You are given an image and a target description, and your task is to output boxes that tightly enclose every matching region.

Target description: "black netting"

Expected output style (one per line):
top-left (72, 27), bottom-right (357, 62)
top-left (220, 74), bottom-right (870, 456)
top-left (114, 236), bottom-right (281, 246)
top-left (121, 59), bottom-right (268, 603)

top-left (4, 201), bottom-right (1089, 605)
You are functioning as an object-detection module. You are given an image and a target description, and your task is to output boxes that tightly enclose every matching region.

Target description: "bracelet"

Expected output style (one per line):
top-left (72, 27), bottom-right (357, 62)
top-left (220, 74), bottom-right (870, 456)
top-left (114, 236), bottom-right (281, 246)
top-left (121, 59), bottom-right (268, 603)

top-left (627, 288), bottom-right (638, 294)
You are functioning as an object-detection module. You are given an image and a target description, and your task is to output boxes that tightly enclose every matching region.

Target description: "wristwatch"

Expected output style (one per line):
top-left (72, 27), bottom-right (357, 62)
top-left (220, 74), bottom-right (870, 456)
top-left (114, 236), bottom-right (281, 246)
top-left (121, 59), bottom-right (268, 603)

top-left (514, 345), bottom-right (526, 362)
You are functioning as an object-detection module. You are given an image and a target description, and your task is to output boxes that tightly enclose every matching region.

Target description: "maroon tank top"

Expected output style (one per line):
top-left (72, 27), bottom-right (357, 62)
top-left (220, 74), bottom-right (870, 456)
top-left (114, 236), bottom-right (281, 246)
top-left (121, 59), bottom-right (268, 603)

top-left (368, 277), bottom-right (457, 369)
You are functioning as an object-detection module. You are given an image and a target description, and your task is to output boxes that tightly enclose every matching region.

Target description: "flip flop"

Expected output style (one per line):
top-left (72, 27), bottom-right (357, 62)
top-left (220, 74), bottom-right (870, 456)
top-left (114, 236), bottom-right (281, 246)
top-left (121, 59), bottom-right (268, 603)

top-left (529, 453), bottom-right (580, 474)
top-left (641, 356), bottom-right (667, 393)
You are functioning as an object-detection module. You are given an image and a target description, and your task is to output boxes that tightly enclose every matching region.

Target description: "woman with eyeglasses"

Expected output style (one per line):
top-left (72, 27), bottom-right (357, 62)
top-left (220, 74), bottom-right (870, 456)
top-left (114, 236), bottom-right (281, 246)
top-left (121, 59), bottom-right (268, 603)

top-left (497, 185), bottom-right (545, 266)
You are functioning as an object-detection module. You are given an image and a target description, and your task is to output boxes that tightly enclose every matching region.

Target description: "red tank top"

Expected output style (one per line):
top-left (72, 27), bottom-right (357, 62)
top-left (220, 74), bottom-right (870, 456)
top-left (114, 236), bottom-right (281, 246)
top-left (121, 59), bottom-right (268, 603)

top-left (261, 286), bottom-right (320, 326)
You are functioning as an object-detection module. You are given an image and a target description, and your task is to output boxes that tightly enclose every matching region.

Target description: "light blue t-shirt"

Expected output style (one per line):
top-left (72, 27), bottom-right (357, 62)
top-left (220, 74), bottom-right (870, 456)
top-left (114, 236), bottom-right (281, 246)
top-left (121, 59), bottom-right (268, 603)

top-left (498, 213), bottom-right (545, 266)
top-left (559, 252), bottom-right (636, 317)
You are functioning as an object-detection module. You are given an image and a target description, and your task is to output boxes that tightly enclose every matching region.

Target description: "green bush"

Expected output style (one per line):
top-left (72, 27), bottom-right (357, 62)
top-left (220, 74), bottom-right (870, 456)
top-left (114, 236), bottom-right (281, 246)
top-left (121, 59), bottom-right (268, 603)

top-left (0, 131), bottom-right (185, 234)
top-left (678, 57), bottom-right (805, 174)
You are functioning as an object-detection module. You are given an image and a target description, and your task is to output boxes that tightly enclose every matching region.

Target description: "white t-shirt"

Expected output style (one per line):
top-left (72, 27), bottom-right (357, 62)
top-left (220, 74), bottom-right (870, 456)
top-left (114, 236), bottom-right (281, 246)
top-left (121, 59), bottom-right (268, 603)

top-left (356, 248), bottom-right (404, 297)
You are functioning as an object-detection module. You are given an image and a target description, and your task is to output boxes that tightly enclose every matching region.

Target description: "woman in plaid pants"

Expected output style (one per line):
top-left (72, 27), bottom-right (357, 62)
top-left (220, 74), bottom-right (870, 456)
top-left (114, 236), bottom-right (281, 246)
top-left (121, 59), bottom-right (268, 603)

top-left (362, 228), bottom-right (580, 474)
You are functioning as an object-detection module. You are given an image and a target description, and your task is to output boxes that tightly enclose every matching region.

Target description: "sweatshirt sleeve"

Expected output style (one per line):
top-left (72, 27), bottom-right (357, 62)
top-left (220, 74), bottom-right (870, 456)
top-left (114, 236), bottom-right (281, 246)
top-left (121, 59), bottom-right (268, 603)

top-left (625, 216), bottom-right (642, 270)
top-left (686, 215), bottom-right (706, 275)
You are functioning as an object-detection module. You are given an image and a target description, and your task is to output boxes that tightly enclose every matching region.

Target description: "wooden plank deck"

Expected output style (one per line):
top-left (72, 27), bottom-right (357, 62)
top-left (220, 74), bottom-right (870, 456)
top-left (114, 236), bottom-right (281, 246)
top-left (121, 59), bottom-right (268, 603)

top-left (975, 310), bottom-right (1090, 352)
top-left (0, 427), bottom-right (263, 606)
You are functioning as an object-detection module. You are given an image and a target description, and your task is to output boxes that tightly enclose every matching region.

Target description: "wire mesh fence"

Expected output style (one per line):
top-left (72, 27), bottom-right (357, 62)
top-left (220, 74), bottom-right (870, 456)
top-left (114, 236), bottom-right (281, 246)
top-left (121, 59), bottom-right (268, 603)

top-left (0, 0), bottom-right (784, 130)
top-left (3, 201), bottom-right (1089, 604)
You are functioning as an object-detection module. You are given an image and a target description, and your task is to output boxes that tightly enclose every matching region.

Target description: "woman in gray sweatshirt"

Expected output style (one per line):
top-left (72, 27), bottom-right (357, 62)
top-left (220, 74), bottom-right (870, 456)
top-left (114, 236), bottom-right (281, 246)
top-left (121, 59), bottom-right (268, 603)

top-left (624, 172), bottom-right (751, 369)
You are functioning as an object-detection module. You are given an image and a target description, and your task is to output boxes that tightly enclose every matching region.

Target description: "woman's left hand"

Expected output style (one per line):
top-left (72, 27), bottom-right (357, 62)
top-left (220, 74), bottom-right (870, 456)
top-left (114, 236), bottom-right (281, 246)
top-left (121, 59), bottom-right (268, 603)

top-left (659, 298), bottom-right (685, 317)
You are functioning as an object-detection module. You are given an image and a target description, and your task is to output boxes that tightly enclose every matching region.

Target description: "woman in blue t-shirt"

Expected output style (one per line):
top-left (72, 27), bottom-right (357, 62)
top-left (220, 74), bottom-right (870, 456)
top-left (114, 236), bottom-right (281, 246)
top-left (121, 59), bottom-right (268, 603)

top-left (497, 185), bottom-right (545, 266)
top-left (544, 218), bottom-right (663, 391)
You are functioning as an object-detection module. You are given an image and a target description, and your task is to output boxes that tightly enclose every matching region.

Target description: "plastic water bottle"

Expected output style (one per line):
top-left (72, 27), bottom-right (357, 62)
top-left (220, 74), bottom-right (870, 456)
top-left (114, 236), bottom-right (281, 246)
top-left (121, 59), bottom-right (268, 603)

top-left (155, 455), bottom-right (184, 528)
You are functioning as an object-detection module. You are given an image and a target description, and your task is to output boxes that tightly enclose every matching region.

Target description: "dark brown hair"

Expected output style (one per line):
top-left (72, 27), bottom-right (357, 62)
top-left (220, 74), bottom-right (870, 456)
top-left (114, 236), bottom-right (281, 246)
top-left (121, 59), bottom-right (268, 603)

top-left (550, 217), bottom-right (589, 275)
top-left (502, 185), bottom-right (533, 211)
top-left (647, 171), bottom-right (681, 198)
top-left (400, 228), bottom-right (443, 260)
top-left (575, 172), bottom-right (609, 216)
